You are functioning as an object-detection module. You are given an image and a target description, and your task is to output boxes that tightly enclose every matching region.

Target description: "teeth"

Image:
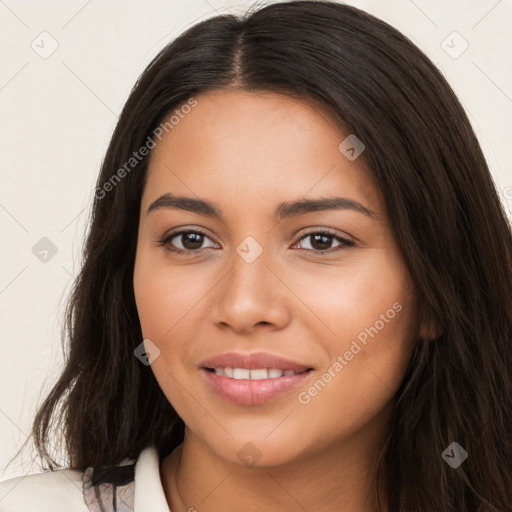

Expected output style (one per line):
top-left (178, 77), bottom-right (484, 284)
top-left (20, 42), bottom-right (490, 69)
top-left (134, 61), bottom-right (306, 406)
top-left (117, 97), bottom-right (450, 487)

top-left (250, 369), bottom-right (268, 380)
top-left (233, 368), bottom-right (250, 380)
top-left (212, 367), bottom-right (297, 379)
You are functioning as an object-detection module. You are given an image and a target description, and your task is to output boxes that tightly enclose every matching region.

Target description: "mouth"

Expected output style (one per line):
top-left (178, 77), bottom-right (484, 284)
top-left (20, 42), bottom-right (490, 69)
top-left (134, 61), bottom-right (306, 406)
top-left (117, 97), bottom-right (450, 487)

top-left (203, 367), bottom-right (311, 379)
top-left (199, 352), bottom-right (314, 406)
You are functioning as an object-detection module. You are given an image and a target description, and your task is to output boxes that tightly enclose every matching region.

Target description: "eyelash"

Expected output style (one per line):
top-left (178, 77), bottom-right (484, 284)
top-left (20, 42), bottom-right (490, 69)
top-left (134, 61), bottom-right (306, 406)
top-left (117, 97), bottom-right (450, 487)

top-left (157, 228), bottom-right (355, 256)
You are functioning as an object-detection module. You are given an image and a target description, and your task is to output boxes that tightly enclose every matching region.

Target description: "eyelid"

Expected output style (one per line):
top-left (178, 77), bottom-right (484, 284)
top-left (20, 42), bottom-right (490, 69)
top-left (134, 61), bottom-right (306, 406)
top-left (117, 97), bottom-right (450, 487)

top-left (292, 229), bottom-right (355, 253)
top-left (157, 227), bottom-right (217, 253)
top-left (294, 226), bottom-right (355, 244)
top-left (157, 226), bottom-right (355, 255)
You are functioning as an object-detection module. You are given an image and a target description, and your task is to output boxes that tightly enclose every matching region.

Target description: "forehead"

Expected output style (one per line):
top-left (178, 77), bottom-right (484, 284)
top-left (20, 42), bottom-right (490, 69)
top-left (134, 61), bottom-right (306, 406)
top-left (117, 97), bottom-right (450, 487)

top-left (143, 90), bottom-right (382, 218)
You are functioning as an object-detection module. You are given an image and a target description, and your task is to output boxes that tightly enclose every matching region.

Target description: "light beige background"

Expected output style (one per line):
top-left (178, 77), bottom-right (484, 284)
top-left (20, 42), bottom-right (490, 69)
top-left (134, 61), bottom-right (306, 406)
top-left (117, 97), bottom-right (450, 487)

top-left (1, 0), bottom-right (511, 481)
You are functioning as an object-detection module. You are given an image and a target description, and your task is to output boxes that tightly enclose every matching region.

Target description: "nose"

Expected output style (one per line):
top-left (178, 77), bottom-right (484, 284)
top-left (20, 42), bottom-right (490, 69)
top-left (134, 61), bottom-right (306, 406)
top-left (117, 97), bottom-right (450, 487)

top-left (209, 238), bottom-right (291, 335)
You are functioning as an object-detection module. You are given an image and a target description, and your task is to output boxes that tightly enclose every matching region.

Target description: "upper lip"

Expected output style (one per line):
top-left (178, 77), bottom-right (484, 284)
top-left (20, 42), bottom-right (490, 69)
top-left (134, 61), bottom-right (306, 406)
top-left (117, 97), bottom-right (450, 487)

top-left (200, 352), bottom-right (313, 372)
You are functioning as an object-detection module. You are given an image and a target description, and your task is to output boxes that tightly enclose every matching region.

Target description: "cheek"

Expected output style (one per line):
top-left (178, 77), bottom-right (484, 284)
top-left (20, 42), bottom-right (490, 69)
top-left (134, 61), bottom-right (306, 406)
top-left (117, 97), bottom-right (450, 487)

top-left (133, 249), bottom-right (203, 412)
top-left (133, 247), bottom-right (212, 341)
top-left (291, 269), bottom-right (416, 449)
top-left (297, 248), bottom-right (417, 399)
top-left (133, 248), bottom-right (223, 398)
top-left (294, 248), bottom-right (416, 345)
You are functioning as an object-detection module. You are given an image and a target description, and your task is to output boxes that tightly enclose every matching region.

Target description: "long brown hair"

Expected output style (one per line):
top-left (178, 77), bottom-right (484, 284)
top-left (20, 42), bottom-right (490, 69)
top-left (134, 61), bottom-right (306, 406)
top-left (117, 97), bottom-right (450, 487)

top-left (23, 1), bottom-right (512, 510)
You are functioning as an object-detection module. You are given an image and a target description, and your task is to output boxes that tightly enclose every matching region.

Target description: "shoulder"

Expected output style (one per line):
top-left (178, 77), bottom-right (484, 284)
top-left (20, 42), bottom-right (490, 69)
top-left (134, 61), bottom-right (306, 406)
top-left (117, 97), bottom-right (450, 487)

top-left (0, 467), bottom-right (89, 512)
top-left (0, 446), bottom-right (167, 512)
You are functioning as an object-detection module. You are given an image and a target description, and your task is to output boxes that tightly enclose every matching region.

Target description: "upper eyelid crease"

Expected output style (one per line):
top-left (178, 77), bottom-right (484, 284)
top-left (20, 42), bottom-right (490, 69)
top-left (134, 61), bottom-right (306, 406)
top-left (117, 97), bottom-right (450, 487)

top-left (146, 193), bottom-right (377, 221)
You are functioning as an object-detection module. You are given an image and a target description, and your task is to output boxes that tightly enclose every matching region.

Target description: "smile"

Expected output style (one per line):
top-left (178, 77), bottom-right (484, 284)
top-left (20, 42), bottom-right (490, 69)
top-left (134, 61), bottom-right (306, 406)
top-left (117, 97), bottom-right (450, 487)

top-left (201, 364), bottom-right (314, 407)
top-left (207, 367), bottom-right (308, 379)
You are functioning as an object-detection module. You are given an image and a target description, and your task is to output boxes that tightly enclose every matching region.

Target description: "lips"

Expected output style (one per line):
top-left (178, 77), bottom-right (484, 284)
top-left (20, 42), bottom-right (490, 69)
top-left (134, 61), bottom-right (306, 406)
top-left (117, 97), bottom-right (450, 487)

top-left (199, 352), bottom-right (314, 406)
top-left (200, 352), bottom-right (312, 372)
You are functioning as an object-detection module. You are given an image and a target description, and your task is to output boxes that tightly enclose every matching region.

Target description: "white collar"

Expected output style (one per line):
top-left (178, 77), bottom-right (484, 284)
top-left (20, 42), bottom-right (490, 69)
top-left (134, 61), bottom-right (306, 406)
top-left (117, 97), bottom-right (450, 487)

top-left (133, 446), bottom-right (170, 512)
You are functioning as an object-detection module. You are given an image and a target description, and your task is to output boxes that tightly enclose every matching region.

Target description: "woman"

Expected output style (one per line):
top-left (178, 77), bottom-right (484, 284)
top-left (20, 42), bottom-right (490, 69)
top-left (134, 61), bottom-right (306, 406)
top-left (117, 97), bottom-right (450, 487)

top-left (1, 1), bottom-right (511, 511)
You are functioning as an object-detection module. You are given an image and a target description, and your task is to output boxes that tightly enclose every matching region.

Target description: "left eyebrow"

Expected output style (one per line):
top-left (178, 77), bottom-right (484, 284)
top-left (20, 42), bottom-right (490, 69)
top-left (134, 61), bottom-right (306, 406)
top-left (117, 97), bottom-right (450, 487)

top-left (273, 196), bottom-right (377, 221)
top-left (146, 193), bottom-right (377, 221)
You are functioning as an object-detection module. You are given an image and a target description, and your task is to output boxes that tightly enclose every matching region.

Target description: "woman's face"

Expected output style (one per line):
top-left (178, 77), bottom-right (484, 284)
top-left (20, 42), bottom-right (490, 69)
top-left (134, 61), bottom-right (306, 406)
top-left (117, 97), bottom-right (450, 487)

top-left (133, 89), bottom-right (421, 467)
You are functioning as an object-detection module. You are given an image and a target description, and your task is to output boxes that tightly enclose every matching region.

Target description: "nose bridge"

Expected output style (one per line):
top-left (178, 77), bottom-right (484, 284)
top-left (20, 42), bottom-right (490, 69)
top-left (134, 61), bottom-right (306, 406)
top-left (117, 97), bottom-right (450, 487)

top-left (211, 232), bottom-right (288, 331)
top-left (227, 233), bottom-right (271, 302)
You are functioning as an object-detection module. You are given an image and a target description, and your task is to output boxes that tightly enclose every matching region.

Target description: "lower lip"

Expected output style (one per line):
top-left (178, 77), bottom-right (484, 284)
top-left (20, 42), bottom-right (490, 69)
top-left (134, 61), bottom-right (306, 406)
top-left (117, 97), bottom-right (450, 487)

top-left (201, 368), bottom-right (313, 406)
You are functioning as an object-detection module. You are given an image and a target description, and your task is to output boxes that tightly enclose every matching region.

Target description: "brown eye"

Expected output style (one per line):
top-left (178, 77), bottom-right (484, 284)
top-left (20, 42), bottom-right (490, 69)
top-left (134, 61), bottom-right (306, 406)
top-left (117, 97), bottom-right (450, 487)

top-left (174, 232), bottom-right (205, 251)
top-left (158, 229), bottom-right (217, 255)
top-left (294, 230), bottom-right (355, 254)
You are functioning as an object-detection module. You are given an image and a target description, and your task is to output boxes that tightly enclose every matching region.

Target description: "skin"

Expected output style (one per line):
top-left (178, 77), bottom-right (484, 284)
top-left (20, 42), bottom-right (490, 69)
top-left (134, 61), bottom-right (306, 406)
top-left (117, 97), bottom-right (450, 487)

top-left (133, 89), bottom-right (426, 512)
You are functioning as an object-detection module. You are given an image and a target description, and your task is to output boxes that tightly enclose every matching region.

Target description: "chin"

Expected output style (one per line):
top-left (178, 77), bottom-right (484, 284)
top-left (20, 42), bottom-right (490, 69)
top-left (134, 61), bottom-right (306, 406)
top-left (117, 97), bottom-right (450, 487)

top-left (200, 432), bottom-right (310, 469)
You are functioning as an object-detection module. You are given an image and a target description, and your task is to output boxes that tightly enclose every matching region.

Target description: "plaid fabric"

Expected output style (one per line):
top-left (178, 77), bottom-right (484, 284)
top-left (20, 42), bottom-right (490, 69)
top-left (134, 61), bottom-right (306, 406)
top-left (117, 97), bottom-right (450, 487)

top-left (82, 457), bottom-right (136, 512)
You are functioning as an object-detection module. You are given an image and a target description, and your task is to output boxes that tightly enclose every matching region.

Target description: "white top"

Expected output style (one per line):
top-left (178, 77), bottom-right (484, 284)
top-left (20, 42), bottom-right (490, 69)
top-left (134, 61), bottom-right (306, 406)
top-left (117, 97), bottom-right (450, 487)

top-left (0, 446), bottom-right (171, 511)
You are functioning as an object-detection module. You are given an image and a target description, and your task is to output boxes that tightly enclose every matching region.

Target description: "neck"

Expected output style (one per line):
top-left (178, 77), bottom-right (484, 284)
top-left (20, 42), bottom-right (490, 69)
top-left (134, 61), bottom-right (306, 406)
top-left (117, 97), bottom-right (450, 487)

top-left (160, 418), bottom-right (390, 512)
